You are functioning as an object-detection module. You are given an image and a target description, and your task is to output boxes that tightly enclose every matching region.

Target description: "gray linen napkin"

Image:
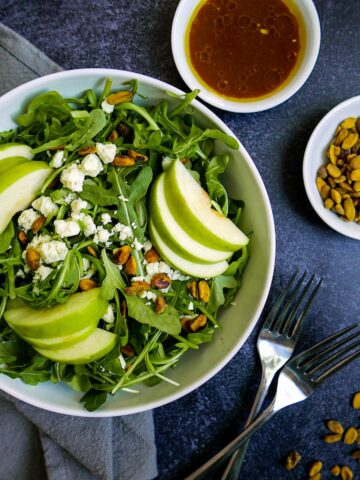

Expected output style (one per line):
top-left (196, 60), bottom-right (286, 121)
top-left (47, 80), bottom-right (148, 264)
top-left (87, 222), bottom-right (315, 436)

top-left (0, 23), bottom-right (158, 480)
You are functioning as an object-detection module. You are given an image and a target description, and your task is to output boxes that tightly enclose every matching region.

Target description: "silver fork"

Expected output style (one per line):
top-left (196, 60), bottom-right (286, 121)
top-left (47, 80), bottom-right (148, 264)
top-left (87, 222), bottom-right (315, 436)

top-left (186, 323), bottom-right (360, 480)
top-left (221, 271), bottom-right (322, 480)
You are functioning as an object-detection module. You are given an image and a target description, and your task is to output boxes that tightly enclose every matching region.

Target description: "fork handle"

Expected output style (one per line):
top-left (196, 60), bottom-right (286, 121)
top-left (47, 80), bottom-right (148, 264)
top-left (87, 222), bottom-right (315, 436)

top-left (222, 362), bottom-right (281, 480)
top-left (220, 373), bottom-right (269, 480)
top-left (185, 400), bottom-right (276, 480)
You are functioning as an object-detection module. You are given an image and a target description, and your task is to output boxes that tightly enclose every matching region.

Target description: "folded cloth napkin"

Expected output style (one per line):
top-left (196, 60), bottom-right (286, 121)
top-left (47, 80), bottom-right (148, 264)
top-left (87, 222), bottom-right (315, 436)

top-left (0, 23), bottom-right (158, 480)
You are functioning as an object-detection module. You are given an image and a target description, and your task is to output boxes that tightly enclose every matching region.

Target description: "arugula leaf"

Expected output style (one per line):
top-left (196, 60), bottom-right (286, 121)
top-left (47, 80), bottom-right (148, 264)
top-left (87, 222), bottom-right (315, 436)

top-left (207, 276), bottom-right (238, 314)
top-left (0, 354), bottom-right (52, 385)
top-left (81, 180), bottom-right (119, 206)
top-left (128, 166), bottom-right (153, 204)
top-left (0, 367), bottom-right (51, 385)
top-left (17, 91), bottom-right (71, 127)
top-left (0, 340), bottom-right (18, 364)
top-left (100, 249), bottom-right (125, 300)
top-left (125, 295), bottom-right (181, 335)
top-left (32, 109), bottom-right (106, 153)
top-left (67, 374), bottom-right (92, 392)
top-left (0, 221), bottom-right (14, 255)
top-left (224, 247), bottom-right (248, 277)
top-left (205, 155), bottom-right (229, 216)
top-left (80, 390), bottom-right (108, 411)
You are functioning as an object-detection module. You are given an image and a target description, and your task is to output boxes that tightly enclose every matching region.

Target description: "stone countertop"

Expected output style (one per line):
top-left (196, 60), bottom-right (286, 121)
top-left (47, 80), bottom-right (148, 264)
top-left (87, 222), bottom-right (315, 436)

top-left (1, 0), bottom-right (359, 478)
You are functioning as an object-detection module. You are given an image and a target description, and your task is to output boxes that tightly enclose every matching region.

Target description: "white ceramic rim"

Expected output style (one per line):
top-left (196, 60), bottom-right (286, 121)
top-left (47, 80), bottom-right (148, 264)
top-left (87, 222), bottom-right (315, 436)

top-left (303, 96), bottom-right (360, 241)
top-left (0, 69), bottom-right (276, 415)
top-left (171, 0), bottom-right (321, 112)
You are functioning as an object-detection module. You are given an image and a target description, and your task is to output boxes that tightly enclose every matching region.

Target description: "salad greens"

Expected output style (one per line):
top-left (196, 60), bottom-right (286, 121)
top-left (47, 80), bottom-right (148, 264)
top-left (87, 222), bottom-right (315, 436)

top-left (0, 79), bottom-right (248, 411)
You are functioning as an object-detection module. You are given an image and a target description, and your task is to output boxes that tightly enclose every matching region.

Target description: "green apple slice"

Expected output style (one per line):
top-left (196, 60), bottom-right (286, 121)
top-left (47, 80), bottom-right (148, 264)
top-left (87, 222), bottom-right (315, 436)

top-left (0, 143), bottom-right (34, 161)
top-left (150, 174), bottom-right (232, 263)
top-left (22, 324), bottom-right (96, 350)
top-left (34, 328), bottom-right (117, 364)
top-left (165, 160), bottom-right (249, 251)
top-left (0, 161), bottom-right (52, 233)
top-left (0, 157), bottom-right (31, 176)
top-left (4, 288), bottom-right (108, 338)
top-left (149, 220), bottom-right (229, 278)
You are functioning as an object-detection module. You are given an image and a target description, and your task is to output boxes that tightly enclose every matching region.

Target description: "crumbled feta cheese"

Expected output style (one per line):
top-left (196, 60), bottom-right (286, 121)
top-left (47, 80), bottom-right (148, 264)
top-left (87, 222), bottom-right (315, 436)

top-left (27, 234), bottom-right (52, 250)
top-left (24, 265), bottom-right (31, 274)
top-left (54, 219), bottom-right (81, 238)
top-left (102, 305), bottom-right (115, 323)
top-left (230, 301), bottom-right (237, 307)
top-left (158, 261), bottom-right (172, 275)
top-left (132, 275), bottom-right (148, 283)
top-left (188, 302), bottom-right (194, 311)
top-left (71, 198), bottom-right (88, 213)
top-left (96, 142), bottom-right (116, 164)
top-left (83, 268), bottom-right (97, 279)
top-left (33, 265), bottom-right (53, 282)
top-left (101, 213), bottom-right (112, 225)
top-left (71, 212), bottom-right (96, 237)
top-left (119, 354), bottom-right (127, 370)
top-left (81, 258), bottom-right (97, 279)
top-left (171, 270), bottom-right (190, 281)
top-left (131, 221), bottom-right (137, 229)
top-left (15, 269), bottom-right (25, 278)
top-left (64, 192), bottom-right (77, 204)
top-left (83, 218), bottom-right (97, 237)
top-left (133, 238), bottom-right (143, 251)
top-left (118, 194), bottom-right (128, 202)
top-left (117, 265), bottom-right (123, 271)
top-left (140, 291), bottom-right (157, 301)
top-left (18, 209), bottom-right (40, 231)
top-left (82, 257), bottom-right (90, 271)
top-left (50, 150), bottom-right (64, 168)
top-left (80, 153), bottom-right (103, 177)
top-left (60, 164), bottom-right (85, 192)
top-left (113, 223), bottom-right (132, 241)
top-left (146, 262), bottom-right (160, 276)
top-left (32, 196), bottom-right (59, 217)
top-left (143, 240), bottom-right (152, 252)
top-left (94, 226), bottom-right (112, 244)
top-left (38, 240), bottom-right (68, 263)
top-left (101, 100), bottom-right (114, 114)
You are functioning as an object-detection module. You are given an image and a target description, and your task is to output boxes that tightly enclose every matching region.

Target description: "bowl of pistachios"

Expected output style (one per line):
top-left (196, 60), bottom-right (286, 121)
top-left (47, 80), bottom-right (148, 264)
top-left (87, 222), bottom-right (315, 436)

top-left (303, 96), bottom-right (360, 240)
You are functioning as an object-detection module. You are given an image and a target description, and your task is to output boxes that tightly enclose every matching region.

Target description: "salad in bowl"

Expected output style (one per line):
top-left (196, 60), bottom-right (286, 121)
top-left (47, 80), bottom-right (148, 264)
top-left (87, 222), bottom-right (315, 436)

top-left (0, 76), bottom-right (253, 412)
top-left (0, 69), bottom-right (275, 416)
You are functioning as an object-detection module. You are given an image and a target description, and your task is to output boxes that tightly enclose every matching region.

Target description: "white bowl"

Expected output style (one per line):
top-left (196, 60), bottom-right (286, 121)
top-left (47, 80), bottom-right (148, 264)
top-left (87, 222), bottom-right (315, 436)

top-left (171, 0), bottom-right (321, 112)
top-left (303, 96), bottom-right (360, 241)
top-left (0, 69), bottom-right (275, 416)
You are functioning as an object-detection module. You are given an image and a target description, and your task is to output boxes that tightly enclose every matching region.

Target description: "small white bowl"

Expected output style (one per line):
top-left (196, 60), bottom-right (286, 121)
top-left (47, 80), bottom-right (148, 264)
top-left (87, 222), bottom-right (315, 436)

top-left (171, 0), bottom-right (321, 112)
top-left (303, 96), bottom-right (360, 241)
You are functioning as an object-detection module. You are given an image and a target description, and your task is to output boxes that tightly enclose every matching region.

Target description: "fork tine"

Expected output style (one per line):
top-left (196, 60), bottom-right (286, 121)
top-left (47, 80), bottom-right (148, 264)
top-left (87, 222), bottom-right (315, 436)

top-left (306, 334), bottom-right (360, 376)
top-left (262, 270), bottom-right (299, 330)
top-left (293, 324), bottom-right (359, 365)
top-left (282, 276), bottom-right (322, 339)
top-left (270, 271), bottom-right (307, 332)
top-left (315, 344), bottom-right (360, 384)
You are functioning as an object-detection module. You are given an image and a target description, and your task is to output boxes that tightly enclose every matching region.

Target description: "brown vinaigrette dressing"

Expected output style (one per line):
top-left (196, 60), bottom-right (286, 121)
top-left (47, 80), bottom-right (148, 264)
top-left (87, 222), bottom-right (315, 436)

top-left (187, 0), bottom-right (304, 101)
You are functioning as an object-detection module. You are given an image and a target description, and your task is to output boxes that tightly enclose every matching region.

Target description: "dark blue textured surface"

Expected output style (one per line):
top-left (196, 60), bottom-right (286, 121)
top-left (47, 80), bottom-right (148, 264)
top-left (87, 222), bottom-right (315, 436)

top-left (1, 1), bottom-right (360, 478)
